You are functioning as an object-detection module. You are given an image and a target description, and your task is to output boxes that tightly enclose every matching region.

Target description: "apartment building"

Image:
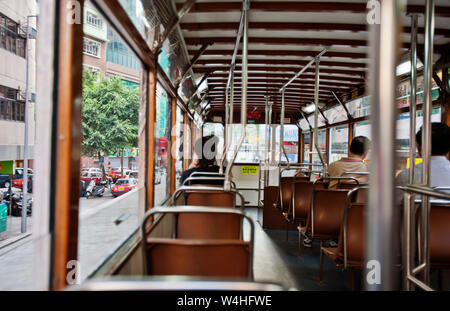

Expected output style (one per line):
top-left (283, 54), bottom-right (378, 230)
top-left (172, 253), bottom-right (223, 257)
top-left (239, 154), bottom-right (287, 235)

top-left (0, 0), bottom-right (37, 175)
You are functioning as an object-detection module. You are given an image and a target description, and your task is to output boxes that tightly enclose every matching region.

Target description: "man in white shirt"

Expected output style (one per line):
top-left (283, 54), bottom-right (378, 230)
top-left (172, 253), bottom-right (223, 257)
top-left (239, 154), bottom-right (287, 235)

top-left (328, 136), bottom-right (370, 189)
top-left (397, 122), bottom-right (450, 187)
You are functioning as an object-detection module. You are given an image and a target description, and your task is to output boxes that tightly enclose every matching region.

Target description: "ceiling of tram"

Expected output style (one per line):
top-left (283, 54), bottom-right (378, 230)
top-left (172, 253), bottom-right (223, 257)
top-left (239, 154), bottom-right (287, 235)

top-left (171, 0), bottom-right (450, 119)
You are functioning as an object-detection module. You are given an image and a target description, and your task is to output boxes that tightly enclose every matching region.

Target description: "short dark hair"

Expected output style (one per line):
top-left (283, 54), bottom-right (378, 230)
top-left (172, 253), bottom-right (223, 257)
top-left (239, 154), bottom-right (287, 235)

top-left (416, 122), bottom-right (450, 156)
top-left (194, 135), bottom-right (219, 167)
top-left (350, 136), bottom-right (370, 156)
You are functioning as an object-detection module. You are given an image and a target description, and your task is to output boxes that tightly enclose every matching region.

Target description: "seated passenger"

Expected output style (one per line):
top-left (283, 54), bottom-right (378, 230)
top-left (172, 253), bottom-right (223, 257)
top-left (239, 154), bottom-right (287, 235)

top-left (179, 135), bottom-right (222, 185)
top-left (328, 136), bottom-right (370, 189)
top-left (397, 122), bottom-right (450, 188)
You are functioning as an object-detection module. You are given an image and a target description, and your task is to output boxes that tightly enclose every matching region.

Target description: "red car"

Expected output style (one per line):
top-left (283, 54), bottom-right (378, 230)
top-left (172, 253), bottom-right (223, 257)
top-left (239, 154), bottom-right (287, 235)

top-left (108, 167), bottom-right (131, 182)
top-left (80, 171), bottom-right (112, 185)
top-left (111, 178), bottom-right (138, 197)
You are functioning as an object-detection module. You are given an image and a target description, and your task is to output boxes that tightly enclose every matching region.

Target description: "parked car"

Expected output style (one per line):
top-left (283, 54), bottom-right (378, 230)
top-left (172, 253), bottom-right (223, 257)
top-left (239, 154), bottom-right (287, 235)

top-left (0, 174), bottom-right (11, 188)
top-left (12, 174), bottom-right (33, 192)
top-left (129, 171), bottom-right (138, 179)
top-left (108, 167), bottom-right (131, 182)
top-left (111, 178), bottom-right (138, 197)
top-left (80, 171), bottom-right (112, 185)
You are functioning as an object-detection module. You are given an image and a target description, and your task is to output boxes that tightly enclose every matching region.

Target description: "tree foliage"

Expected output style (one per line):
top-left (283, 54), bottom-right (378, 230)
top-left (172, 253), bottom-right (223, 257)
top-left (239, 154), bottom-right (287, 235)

top-left (81, 70), bottom-right (140, 157)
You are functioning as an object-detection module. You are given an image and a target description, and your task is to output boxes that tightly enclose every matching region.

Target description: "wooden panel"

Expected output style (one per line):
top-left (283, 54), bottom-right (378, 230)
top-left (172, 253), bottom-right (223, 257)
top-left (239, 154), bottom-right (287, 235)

top-left (147, 63), bottom-right (157, 210)
top-left (51, 0), bottom-right (84, 291)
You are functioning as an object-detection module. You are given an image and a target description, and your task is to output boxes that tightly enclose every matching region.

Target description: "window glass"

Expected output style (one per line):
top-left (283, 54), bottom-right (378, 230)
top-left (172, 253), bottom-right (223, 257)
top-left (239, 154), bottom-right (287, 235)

top-left (225, 124), bottom-right (298, 164)
top-left (324, 105), bottom-right (348, 124)
top-left (346, 96), bottom-right (370, 118)
top-left (79, 7), bottom-right (142, 281)
top-left (175, 106), bottom-right (184, 188)
top-left (396, 107), bottom-right (442, 169)
top-left (329, 125), bottom-right (349, 163)
top-left (154, 83), bottom-right (170, 205)
top-left (302, 132), bottom-right (311, 163)
top-left (312, 129), bottom-right (327, 166)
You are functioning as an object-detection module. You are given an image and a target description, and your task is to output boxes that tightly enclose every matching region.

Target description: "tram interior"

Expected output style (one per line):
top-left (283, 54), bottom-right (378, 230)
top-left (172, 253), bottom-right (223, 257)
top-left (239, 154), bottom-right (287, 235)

top-left (2, 0), bottom-right (449, 292)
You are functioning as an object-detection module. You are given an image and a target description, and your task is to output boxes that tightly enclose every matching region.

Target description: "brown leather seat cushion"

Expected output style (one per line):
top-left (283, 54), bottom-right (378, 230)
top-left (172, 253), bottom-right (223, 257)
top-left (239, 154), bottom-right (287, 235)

top-left (145, 238), bottom-right (250, 278)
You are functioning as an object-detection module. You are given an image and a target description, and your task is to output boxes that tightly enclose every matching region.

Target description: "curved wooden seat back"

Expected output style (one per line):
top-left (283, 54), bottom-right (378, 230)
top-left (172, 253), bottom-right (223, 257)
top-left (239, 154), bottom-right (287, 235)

top-left (311, 189), bottom-right (350, 239)
top-left (145, 238), bottom-right (250, 278)
top-left (292, 181), bottom-right (326, 225)
top-left (337, 184), bottom-right (368, 203)
top-left (430, 204), bottom-right (450, 267)
top-left (185, 190), bottom-right (234, 207)
top-left (177, 213), bottom-right (242, 239)
top-left (345, 203), bottom-right (366, 267)
top-left (278, 177), bottom-right (294, 212)
top-left (179, 190), bottom-right (239, 239)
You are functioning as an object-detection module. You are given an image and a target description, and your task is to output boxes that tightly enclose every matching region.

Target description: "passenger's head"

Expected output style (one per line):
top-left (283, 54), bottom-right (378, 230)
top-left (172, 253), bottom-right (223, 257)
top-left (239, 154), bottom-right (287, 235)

top-left (193, 135), bottom-right (219, 168)
top-left (349, 136), bottom-right (371, 159)
top-left (416, 122), bottom-right (450, 156)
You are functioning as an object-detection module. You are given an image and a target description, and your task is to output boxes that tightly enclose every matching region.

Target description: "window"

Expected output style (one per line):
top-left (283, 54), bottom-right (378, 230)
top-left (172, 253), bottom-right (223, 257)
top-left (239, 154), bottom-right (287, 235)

top-left (154, 83), bottom-right (171, 205)
top-left (302, 132), bottom-right (311, 163)
top-left (329, 126), bottom-right (349, 163)
top-left (0, 13), bottom-right (26, 58)
top-left (106, 29), bottom-right (140, 70)
top-left (86, 12), bottom-right (103, 29)
top-left (175, 106), bottom-right (184, 187)
top-left (0, 85), bottom-right (25, 122)
top-left (312, 129), bottom-right (327, 166)
top-left (83, 37), bottom-right (101, 57)
top-left (225, 124), bottom-right (298, 164)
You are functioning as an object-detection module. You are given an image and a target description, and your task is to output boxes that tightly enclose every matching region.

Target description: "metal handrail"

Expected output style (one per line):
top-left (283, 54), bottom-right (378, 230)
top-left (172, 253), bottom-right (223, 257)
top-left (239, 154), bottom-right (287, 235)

top-left (182, 176), bottom-right (235, 187)
top-left (343, 186), bottom-right (369, 269)
top-left (171, 185), bottom-right (245, 210)
top-left (401, 184), bottom-right (450, 291)
top-left (141, 206), bottom-right (255, 280)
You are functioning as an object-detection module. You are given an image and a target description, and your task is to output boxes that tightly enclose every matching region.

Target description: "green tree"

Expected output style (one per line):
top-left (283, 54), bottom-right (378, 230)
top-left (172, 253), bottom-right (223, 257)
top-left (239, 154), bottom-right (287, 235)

top-left (82, 70), bottom-right (139, 176)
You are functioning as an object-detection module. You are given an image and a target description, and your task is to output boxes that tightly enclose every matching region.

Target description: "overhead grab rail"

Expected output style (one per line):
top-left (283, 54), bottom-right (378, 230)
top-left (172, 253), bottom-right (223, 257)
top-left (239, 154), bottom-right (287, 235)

top-left (279, 48), bottom-right (328, 170)
top-left (224, 0), bottom-right (250, 192)
top-left (220, 9), bottom-right (246, 174)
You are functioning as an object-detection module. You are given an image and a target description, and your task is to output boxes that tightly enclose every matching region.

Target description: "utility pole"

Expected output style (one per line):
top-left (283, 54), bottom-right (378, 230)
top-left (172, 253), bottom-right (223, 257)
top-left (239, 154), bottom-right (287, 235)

top-left (21, 15), bottom-right (37, 233)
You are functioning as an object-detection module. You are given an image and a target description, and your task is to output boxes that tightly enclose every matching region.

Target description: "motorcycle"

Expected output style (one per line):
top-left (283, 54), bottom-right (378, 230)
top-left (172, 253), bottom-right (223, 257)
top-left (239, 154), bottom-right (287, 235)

top-left (2, 190), bottom-right (31, 216)
top-left (85, 180), bottom-right (106, 199)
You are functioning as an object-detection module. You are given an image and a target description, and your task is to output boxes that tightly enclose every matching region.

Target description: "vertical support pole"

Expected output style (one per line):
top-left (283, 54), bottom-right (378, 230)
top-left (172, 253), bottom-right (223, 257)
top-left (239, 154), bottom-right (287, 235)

top-left (22, 15), bottom-right (33, 233)
top-left (366, 0), bottom-right (402, 291)
top-left (51, 0), bottom-right (84, 290)
top-left (408, 14), bottom-right (418, 185)
top-left (280, 90), bottom-right (290, 167)
top-left (224, 0), bottom-right (249, 191)
top-left (313, 57), bottom-right (327, 174)
top-left (420, 0), bottom-right (435, 285)
top-left (348, 122), bottom-right (354, 156)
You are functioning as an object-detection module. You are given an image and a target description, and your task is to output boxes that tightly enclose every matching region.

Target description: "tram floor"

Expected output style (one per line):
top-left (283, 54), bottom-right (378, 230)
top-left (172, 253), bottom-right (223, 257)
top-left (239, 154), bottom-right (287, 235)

top-left (244, 208), bottom-right (358, 291)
